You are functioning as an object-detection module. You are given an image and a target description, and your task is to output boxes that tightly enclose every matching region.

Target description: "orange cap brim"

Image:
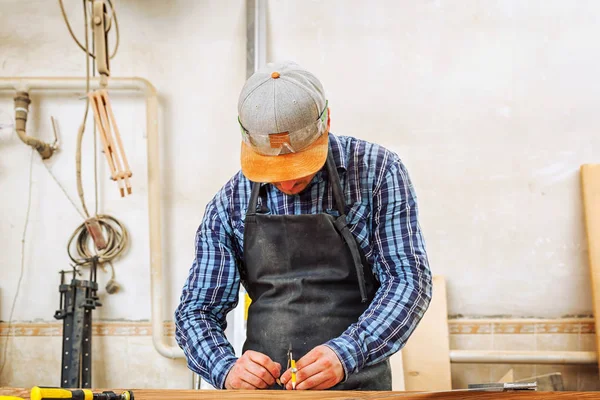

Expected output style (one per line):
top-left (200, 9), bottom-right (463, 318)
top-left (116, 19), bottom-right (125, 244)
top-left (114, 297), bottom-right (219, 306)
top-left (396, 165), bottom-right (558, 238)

top-left (241, 131), bottom-right (329, 183)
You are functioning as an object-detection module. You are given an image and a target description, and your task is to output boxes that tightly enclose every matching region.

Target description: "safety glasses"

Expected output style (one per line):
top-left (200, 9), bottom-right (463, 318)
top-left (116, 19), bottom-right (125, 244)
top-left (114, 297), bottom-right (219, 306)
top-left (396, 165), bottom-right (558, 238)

top-left (239, 101), bottom-right (328, 156)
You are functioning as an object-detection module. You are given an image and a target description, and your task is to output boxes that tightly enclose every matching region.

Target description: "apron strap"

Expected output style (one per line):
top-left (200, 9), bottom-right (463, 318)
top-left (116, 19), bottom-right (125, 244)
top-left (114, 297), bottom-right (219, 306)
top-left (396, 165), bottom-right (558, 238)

top-left (247, 181), bottom-right (262, 217)
top-left (326, 152), bottom-right (368, 303)
top-left (326, 151), bottom-right (347, 216)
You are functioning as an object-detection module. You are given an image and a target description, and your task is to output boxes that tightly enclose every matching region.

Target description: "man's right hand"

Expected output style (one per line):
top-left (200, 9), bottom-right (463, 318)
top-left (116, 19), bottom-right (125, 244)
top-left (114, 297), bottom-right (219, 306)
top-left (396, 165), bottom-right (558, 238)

top-left (224, 350), bottom-right (281, 390)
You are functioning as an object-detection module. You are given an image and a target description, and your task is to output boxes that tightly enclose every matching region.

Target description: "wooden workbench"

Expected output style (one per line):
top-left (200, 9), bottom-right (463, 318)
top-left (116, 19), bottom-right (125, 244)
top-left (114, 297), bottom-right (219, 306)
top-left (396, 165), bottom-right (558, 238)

top-left (2, 388), bottom-right (600, 399)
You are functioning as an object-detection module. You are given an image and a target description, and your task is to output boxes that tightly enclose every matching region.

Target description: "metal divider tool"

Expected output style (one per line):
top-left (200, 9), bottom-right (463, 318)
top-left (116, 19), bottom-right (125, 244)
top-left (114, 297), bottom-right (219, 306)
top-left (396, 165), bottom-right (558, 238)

top-left (288, 345), bottom-right (297, 390)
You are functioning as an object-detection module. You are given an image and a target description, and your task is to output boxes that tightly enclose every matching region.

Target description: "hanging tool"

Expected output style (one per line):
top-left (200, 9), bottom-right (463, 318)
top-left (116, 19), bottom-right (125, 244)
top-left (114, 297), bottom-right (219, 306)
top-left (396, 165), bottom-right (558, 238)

top-left (86, 0), bottom-right (132, 197)
top-left (92, 0), bottom-right (111, 85)
top-left (287, 345), bottom-right (297, 390)
top-left (30, 387), bottom-right (133, 400)
top-left (53, 260), bottom-right (102, 388)
top-left (88, 89), bottom-right (132, 197)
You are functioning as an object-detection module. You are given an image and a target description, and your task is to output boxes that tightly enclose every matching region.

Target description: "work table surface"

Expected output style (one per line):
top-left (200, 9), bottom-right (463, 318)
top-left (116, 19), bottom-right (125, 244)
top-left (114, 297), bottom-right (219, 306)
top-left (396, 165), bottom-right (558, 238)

top-left (2, 388), bottom-right (600, 399)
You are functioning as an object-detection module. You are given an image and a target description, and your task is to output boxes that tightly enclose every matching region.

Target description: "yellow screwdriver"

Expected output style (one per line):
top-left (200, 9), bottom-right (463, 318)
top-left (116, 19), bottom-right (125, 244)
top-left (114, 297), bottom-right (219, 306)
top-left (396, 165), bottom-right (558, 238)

top-left (30, 387), bottom-right (133, 400)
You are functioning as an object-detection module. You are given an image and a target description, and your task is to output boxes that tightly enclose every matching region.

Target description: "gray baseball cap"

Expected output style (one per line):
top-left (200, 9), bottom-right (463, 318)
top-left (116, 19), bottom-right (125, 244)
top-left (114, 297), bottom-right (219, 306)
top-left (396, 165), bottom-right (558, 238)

top-left (238, 61), bottom-right (329, 183)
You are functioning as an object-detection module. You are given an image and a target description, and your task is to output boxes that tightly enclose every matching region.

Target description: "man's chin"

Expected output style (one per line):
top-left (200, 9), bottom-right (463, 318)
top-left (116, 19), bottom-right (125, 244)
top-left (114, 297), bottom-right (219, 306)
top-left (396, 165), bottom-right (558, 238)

top-left (276, 185), bottom-right (309, 196)
top-left (279, 189), bottom-right (302, 195)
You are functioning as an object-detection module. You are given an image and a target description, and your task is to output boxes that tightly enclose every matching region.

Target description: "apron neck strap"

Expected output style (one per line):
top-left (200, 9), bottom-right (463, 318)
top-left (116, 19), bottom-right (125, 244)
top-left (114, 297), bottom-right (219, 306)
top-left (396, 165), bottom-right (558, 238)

top-left (248, 180), bottom-right (262, 216)
top-left (326, 150), bottom-right (347, 216)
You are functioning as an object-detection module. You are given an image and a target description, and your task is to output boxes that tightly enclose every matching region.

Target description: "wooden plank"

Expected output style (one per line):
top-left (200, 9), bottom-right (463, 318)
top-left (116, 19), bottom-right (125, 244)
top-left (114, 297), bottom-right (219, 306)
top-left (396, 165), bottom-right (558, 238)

top-left (581, 164), bottom-right (600, 372)
top-left (401, 276), bottom-right (452, 391)
top-left (497, 369), bottom-right (514, 384)
top-left (1, 388), bottom-right (600, 399)
top-left (389, 344), bottom-right (405, 390)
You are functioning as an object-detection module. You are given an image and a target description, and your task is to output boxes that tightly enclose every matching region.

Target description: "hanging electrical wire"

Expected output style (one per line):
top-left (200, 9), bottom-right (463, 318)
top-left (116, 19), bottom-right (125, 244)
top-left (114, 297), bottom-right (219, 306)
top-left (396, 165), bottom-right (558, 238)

top-left (68, 215), bottom-right (127, 265)
top-left (0, 149), bottom-right (35, 378)
top-left (52, 0), bottom-right (129, 293)
top-left (67, 214), bottom-right (128, 293)
top-left (76, 0), bottom-right (92, 218)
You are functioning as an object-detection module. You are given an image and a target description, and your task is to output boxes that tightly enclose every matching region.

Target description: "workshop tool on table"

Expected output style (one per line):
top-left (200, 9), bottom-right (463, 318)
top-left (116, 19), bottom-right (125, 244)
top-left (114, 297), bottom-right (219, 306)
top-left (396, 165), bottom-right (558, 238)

top-left (30, 386), bottom-right (133, 400)
top-left (53, 260), bottom-right (102, 388)
top-left (467, 382), bottom-right (537, 391)
top-left (389, 381), bottom-right (537, 396)
top-left (87, 0), bottom-right (132, 198)
top-left (516, 372), bottom-right (563, 391)
top-left (287, 345), bottom-right (297, 390)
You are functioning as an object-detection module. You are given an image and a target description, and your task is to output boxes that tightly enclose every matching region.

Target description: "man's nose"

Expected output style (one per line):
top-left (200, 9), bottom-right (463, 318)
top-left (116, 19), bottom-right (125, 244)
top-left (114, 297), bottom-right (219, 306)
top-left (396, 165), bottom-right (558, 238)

top-left (280, 180), bottom-right (296, 191)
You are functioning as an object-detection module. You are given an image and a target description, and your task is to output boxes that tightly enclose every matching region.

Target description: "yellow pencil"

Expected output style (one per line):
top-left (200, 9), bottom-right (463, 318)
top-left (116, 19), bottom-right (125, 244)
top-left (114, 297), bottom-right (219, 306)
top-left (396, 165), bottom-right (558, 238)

top-left (291, 358), bottom-right (297, 390)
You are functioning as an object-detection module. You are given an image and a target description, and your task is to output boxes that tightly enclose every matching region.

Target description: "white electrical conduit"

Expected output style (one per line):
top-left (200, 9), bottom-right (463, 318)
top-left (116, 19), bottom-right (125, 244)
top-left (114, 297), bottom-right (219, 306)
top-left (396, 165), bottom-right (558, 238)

top-left (0, 77), bottom-right (184, 359)
top-left (2, 78), bottom-right (597, 366)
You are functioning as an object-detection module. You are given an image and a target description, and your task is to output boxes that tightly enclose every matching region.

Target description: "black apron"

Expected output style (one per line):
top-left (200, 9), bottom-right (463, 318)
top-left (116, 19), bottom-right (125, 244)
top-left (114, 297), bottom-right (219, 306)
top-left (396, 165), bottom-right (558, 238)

top-left (240, 151), bottom-right (392, 390)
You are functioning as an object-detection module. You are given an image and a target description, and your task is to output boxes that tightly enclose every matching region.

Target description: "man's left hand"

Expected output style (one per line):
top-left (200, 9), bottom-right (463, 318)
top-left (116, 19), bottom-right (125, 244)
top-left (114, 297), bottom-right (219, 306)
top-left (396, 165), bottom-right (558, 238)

top-left (280, 345), bottom-right (344, 390)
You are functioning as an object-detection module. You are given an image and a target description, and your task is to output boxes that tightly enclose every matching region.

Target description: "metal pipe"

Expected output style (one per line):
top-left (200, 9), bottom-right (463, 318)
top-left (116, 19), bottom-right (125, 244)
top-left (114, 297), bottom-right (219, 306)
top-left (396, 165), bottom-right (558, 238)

top-left (246, 0), bottom-right (267, 79)
top-left (450, 350), bottom-right (597, 365)
top-left (0, 76), bottom-right (184, 359)
top-left (0, 78), bottom-right (149, 92)
top-left (13, 91), bottom-right (56, 159)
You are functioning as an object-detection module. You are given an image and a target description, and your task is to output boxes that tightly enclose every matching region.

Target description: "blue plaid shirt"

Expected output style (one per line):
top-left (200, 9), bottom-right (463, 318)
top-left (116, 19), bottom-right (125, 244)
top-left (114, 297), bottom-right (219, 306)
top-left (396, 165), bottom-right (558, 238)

top-left (175, 133), bottom-right (432, 389)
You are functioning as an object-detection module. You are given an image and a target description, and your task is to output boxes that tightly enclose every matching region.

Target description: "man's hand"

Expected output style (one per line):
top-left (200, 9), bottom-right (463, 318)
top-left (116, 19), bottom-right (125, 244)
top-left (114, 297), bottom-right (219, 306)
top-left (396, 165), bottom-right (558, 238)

top-left (280, 345), bottom-right (344, 390)
top-left (224, 350), bottom-right (281, 390)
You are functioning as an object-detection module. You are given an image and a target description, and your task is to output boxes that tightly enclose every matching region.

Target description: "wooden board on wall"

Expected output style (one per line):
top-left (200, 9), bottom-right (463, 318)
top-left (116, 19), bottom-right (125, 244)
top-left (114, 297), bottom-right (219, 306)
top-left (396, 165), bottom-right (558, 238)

top-left (581, 164), bottom-right (600, 371)
top-left (388, 343), bottom-right (405, 390)
top-left (401, 275), bottom-right (452, 391)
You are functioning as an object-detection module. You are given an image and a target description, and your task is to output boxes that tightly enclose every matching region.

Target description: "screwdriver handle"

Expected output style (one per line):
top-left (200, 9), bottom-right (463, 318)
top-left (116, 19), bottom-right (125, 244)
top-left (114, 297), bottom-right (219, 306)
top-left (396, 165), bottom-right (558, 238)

top-left (30, 386), bottom-right (91, 400)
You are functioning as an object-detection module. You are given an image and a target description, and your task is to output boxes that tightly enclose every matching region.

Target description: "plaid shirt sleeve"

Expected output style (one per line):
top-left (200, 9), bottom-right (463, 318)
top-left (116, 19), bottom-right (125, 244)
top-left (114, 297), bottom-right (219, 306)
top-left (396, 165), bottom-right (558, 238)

top-left (324, 156), bottom-right (433, 377)
top-left (174, 191), bottom-right (240, 389)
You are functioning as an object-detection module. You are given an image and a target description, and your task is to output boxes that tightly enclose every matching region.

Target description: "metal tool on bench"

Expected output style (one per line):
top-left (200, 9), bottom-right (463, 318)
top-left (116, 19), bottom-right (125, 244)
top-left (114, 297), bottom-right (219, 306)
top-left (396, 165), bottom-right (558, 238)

top-left (53, 259), bottom-right (102, 388)
top-left (394, 381), bottom-right (538, 396)
top-left (288, 345), bottom-right (297, 390)
top-left (468, 381), bottom-right (537, 391)
top-left (274, 344), bottom-right (297, 389)
top-left (30, 386), bottom-right (133, 400)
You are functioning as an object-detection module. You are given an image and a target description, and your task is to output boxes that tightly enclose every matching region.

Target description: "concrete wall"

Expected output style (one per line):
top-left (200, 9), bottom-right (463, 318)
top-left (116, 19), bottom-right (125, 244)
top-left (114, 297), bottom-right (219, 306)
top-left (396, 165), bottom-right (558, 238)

top-left (1, 0), bottom-right (599, 390)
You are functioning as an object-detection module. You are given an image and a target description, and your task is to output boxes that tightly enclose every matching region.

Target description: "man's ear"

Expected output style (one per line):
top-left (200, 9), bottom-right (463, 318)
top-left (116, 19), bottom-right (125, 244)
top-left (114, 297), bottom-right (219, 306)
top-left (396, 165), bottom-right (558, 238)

top-left (327, 107), bottom-right (331, 131)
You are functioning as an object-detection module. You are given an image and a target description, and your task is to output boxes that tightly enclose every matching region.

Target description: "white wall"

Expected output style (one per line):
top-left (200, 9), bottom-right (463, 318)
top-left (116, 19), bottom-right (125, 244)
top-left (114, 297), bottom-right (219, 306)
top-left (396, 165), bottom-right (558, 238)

top-left (268, 0), bottom-right (599, 317)
top-left (1, 0), bottom-right (598, 332)
top-left (0, 0), bottom-right (247, 324)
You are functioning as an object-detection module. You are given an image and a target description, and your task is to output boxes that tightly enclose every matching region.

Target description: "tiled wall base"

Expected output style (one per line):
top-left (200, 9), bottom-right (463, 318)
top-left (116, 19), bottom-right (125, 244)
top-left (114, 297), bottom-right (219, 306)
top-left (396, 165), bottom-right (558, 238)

top-left (451, 363), bottom-right (600, 391)
top-left (449, 318), bottom-right (599, 391)
top-left (1, 319), bottom-right (598, 390)
top-left (0, 335), bottom-right (190, 389)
